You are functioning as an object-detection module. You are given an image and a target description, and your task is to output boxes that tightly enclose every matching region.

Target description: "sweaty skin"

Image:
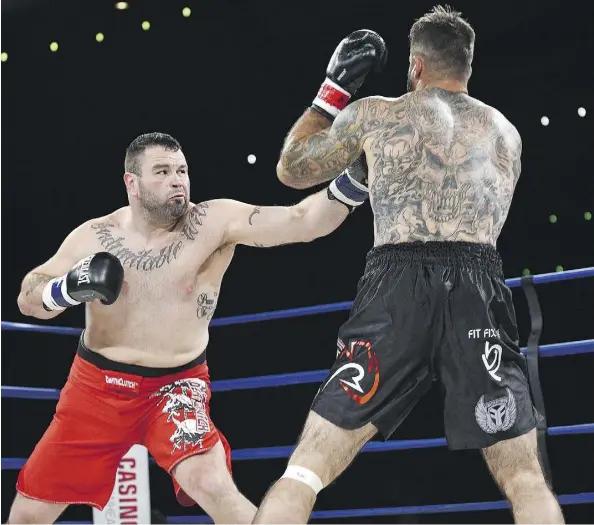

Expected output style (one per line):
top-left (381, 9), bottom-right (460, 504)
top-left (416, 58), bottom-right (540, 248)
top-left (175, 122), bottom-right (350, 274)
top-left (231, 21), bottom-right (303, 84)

top-left (277, 88), bottom-right (522, 247)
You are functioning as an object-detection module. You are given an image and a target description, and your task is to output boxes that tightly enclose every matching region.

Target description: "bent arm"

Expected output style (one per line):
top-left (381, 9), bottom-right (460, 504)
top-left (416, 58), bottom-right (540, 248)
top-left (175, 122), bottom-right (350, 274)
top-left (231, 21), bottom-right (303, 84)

top-left (277, 100), bottom-right (368, 189)
top-left (17, 222), bottom-right (95, 319)
top-left (217, 190), bottom-right (350, 248)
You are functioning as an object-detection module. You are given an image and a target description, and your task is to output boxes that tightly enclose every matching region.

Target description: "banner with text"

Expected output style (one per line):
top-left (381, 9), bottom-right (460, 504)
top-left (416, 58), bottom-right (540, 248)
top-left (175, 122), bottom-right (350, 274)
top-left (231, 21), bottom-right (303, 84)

top-left (92, 444), bottom-right (151, 524)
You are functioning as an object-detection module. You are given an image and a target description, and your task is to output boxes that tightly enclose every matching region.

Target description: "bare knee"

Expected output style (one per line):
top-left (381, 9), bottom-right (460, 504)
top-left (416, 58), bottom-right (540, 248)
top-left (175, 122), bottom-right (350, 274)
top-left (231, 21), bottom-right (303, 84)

top-left (501, 466), bottom-right (548, 501)
top-left (189, 465), bottom-right (237, 502)
top-left (483, 430), bottom-right (550, 500)
top-left (174, 449), bottom-right (239, 506)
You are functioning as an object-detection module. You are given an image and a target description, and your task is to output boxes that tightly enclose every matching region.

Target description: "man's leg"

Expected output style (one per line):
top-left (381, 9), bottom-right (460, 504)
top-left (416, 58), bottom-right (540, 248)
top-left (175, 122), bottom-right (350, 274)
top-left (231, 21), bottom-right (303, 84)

top-left (173, 440), bottom-right (257, 524)
top-left (482, 429), bottom-right (564, 524)
top-left (253, 411), bottom-right (377, 524)
top-left (10, 354), bottom-right (137, 523)
top-left (7, 493), bottom-right (68, 524)
top-left (438, 247), bottom-right (563, 523)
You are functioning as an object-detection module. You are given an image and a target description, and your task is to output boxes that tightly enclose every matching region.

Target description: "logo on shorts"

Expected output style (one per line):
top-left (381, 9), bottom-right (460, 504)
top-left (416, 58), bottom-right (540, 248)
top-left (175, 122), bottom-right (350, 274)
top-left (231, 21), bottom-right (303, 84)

top-left (482, 341), bottom-right (503, 382)
top-left (104, 375), bottom-right (138, 389)
top-left (322, 340), bottom-right (380, 405)
top-left (475, 388), bottom-right (517, 434)
top-left (151, 379), bottom-right (211, 453)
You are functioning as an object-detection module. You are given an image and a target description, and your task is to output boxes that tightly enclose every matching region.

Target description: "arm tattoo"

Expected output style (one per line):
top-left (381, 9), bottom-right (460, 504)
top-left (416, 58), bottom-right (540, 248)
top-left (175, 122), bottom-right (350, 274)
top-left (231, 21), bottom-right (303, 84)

top-left (252, 241), bottom-right (291, 248)
top-left (24, 273), bottom-right (51, 296)
top-left (279, 103), bottom-right (367, 187)
top-left (248, 207), bottom-right (261, 225)
top-left (367, 90), bottom-right (521, 246)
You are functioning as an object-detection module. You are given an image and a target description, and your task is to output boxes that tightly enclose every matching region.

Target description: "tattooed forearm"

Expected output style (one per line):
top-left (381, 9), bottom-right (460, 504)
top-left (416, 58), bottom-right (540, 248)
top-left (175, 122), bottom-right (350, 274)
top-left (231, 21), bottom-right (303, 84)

top-left (18, 272), bottom-right (59, 318)
top-left (24, 273), bottom-right (52, 297)
top-left (278, 103), bottom-right (367, 188)
top-left (285, 108), bottom-right (332, 144)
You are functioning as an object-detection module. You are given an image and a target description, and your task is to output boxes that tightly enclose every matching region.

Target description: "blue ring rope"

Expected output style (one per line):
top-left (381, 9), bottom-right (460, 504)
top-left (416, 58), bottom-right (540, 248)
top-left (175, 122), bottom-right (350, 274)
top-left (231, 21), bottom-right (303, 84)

top-left (165, 492), bottom-right (594, 522)
top-left (52, 492), bottom-right (594, 524)
top-left (2, 423), bottom-right (592, 470)
top-left (2, 267), bottom-right (593, 333)
top-left (2, 339), bottom-right (592, 399)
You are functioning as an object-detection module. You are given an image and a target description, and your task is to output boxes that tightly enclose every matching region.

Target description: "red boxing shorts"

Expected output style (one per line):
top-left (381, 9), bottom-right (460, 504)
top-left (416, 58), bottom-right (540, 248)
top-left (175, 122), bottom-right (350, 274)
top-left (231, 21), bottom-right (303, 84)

top-left (16, 336), bottom-right (232, 510)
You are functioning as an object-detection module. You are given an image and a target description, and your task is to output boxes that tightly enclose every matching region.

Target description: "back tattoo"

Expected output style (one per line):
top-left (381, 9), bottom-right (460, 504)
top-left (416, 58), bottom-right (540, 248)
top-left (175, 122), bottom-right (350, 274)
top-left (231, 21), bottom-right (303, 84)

top-left (367, 90), bottom-right (521, 245)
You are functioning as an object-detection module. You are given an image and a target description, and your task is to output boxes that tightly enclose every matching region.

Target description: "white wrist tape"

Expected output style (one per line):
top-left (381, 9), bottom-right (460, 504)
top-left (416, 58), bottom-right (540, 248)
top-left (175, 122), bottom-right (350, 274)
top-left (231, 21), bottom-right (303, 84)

top-left (42, 276), bottom-right (80, 311)
top-left (313, 78), bottom-right (351, 118)
top-left (281, 465), bottom-right (324, 495)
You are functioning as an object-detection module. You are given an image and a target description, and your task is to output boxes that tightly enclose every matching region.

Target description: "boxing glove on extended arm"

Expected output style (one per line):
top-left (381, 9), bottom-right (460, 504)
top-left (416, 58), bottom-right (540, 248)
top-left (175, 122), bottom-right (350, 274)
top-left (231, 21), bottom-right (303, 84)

top-left (42, 252), bottom-right (124, 311)
top-left (327, 155), bottom-right (369, 212)
top-left (312, 29), bottom-right (387, 120)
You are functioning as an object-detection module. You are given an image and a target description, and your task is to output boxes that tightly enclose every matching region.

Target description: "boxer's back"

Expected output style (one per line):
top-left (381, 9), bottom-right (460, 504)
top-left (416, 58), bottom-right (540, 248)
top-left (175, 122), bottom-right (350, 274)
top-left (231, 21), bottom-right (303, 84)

top-left (363, 89), bottom-right (522, 246)
top-left (83, 203), bottom-right (235, 367)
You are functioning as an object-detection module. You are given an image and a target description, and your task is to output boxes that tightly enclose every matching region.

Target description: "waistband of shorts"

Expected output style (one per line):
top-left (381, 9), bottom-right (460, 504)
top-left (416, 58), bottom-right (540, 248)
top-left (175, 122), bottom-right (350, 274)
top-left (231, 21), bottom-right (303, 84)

top-left (77, 334), bottom-right (206, 378)
top-left (366, 241), bottom-right (503, 275)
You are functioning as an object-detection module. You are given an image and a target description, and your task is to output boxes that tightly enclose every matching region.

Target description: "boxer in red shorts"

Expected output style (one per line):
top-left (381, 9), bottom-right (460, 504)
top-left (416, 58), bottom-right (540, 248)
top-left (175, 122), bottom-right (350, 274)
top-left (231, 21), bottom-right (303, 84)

top-left (11, 132), bottom-right (370, 524)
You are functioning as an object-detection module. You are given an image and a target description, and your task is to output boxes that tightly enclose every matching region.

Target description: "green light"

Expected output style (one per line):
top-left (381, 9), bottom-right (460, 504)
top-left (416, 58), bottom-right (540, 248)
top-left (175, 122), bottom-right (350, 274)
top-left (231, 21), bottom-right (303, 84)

top-left (1, 52), bottom-right (7, 62)
top-left (522, 268), bottom-right (531, 277)
top-left (555, 265), bottom-right (564, 272)
top-left (585, 212), bottom-right (592, 221)
top-left (549, 214), bottom-right (557, 224)
top-left (142, 21), bottom-right (151, 31)
top-left (49, 42), bottom-right (59, 52)
top-left (96, 33), bottom-right (105, 43)
top-left (182, 7), bottom-right (191, 17)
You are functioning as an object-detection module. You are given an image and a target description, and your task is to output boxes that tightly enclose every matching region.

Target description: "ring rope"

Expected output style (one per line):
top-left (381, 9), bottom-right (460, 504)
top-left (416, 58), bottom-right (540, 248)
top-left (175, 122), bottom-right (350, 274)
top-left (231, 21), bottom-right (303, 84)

top-left (2, 339), bottom-right (592, 399)
top-left (2, 267), bottom-right (593, 333)
top-left (2, 423), bottom-right (592, 469)
top-left (50, 492), bottom-right (594, 524)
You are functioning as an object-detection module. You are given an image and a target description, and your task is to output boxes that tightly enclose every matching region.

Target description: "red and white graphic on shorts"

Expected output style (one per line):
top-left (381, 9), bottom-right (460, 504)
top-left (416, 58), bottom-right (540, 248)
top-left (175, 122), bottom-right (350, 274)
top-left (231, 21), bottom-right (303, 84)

top-left (323, 340), bottom-right (380, 405)
top-left (151, 379), bottom-right (211, 453)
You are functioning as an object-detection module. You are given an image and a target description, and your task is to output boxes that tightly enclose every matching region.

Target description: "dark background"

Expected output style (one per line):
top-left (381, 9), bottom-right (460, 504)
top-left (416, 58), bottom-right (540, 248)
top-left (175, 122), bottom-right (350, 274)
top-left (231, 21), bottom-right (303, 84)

top-left (2, 0), bottom-right (593, 522)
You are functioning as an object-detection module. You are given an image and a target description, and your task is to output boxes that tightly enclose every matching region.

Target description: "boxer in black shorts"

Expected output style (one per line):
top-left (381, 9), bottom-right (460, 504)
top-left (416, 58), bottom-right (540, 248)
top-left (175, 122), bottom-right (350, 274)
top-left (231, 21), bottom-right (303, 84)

top-left (253, 7), bottom-right (564, 525)
top-left (313, 241), bottom-right (536, 450)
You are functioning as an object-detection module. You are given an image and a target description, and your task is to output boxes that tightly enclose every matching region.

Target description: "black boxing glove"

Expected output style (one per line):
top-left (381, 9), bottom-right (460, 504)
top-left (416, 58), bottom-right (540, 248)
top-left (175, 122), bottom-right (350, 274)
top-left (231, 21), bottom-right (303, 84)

top-left (42, 252), bottom-right (124, 311)
top-left (327, 156), bottom-right (369, 213)
top-left (313, 29), bottom-right (387, 120)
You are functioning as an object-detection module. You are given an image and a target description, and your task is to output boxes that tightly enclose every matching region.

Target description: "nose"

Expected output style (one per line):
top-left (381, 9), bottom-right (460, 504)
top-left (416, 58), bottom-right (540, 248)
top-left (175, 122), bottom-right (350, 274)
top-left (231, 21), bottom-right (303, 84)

top-left (171, 172), bottom-right (185, 187)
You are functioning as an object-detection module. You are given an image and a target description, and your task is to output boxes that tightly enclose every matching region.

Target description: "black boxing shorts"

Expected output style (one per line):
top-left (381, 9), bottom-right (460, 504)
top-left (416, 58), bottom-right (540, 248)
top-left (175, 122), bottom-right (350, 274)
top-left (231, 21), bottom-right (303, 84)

top-left (311, 241), bottom-right (538, 450)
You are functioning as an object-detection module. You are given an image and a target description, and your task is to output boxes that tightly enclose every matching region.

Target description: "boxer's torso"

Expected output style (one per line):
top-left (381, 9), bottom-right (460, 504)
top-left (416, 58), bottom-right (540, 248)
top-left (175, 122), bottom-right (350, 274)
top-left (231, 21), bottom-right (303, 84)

top-left (81, 203), bottom-right (235, 367)
top-left (362, 89), bottom-right (521, 247)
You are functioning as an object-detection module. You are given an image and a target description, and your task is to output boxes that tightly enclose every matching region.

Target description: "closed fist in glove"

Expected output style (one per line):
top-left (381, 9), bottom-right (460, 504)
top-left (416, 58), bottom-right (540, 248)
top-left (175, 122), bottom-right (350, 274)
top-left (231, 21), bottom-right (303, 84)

top-left (313, 30), bottom-right (387, 119)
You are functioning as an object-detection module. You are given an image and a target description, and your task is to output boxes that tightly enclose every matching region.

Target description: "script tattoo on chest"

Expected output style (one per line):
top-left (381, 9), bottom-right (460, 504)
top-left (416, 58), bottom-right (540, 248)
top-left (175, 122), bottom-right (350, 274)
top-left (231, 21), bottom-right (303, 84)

top-left (196, 292), bottom-right (218, 319)
top-left (91, 203), bottom-right (212, 272)
top-left (92, 223), bottom-right (184, 271)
